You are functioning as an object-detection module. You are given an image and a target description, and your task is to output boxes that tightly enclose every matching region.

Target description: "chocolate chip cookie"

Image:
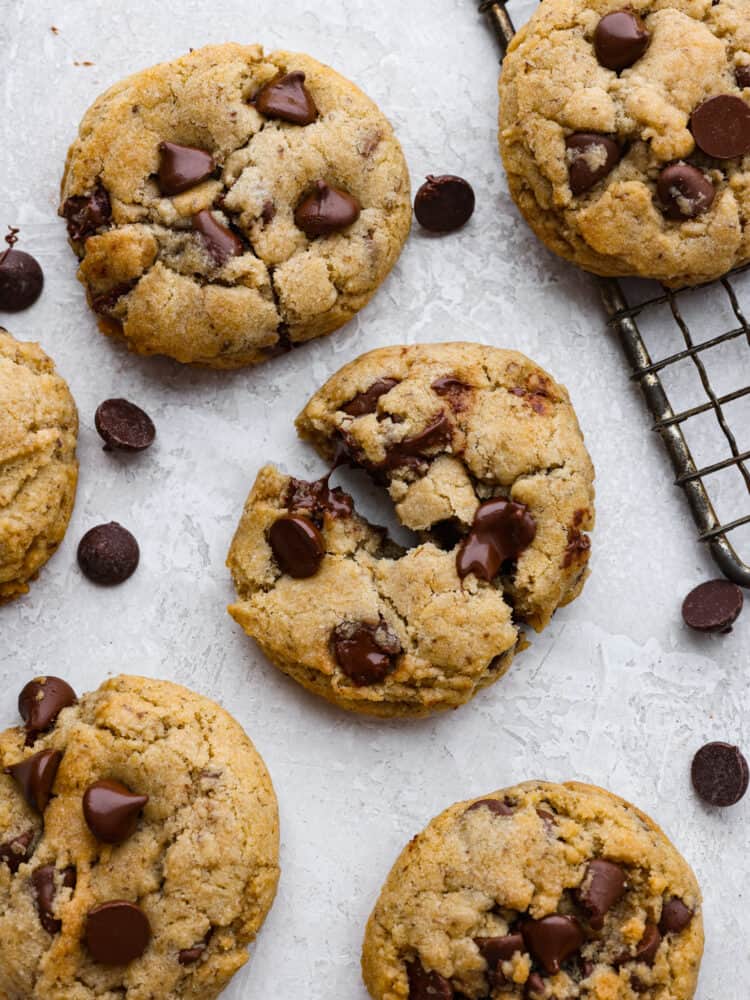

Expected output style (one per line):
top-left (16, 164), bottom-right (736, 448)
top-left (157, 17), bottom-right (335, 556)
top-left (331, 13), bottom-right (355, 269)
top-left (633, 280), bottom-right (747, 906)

top-left (0, 329), bottom-right (78, 602)
top-left (59, 43), bottom-right (411, 368)
top-left (361, 781), bottom-right (703, 1000)
top-left (0, 674), bottom-right (280, 999)
top-left (499, 0), bottom-right (750, 286)
top-left (227, 343), bottom-right (594, 717)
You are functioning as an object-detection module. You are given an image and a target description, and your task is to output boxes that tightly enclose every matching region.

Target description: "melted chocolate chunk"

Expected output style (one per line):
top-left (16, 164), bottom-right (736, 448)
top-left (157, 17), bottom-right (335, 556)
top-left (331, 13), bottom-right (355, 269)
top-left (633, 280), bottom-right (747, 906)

top-left (286, 476), bottom-right (353, 524)
top-left (525, 972), bottom-right (546, 999)
top-left (659, 898), bottom-right (694, 934)
top-left (7, 749), bottom-right (62, 813)
top-left (83, 780), bottom-right (149, 843)
top-left (342, 378), bottom-right (399, 416)
top-left (294, 180), bottom-right (361, 238)
top-left (178, 943), bottom-right (206, 965)
top-left (32, 864), bottom-right (76, 934)
top-left (457, 499), bottom-right (536, 581)
top-left (406, 959), bottom-right (453, 999)
top-left (77, 522), bottom-right (140, 585)
top-left (414, 175), bottom-right (475, 232)
top-left (691, 95), bottom-right (750, 159)
top-left (521, 915), bottom-right (584, 975)
top-left (618, 923), bottom-right (661, 966)
top-left (269, 514), bottom-right (325, 578)
top-left (90, 281), bottom-right (135, 315)
top-left (254, 71), bottom-right (318, 125)
top-left (158, 142), bottom-right (215, 195)
top-left (18, 677), bottom-right (76, 742)
top-left (95, 398), bottom-right (156, 452)
top-left (657, 163), bottom-right (715, 220)
top-left (62, 184), bottom-right (111, 242)
top-left (563, 527), bottom-right (591, 568)
top-left (192, 209), bottom-right (244, 265)
top-left (331, 619), bottom-right (401, 685)
top-left (682, 579), bottom-right (744, 633)
top-left (384, 412), bottom-right (453, 470)
top-left (474, 933), bottom-right (526, 976)
top-left (577, 859), bottom-right (627, 929)
top-left (431, 376), bottom-right (471, 411)
top-left (0, 228), bottom-right (44, 312)
top-left (566, 133), bottom-right (621, 195)
top-left (466, 797), bottom-right (513, 816)
top-left (691, 741), bottom-right (749, 806)
top-left (0, 830), bottom-right (34, 873)
top-left (86, 900), bottom-right (151, 965)
top-left (594, 10), bottom-right (650, 71)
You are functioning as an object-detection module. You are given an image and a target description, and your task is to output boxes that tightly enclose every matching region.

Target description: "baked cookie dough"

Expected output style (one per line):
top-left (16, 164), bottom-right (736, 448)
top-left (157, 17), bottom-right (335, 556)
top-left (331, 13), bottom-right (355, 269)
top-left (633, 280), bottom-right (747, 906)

top-left (0, 674), bottom-right (280, 999)
top-left (0, 329), bottom-right (78, 602)
top-left (499, 0), bottom-right (750, 286)
top-left (227, 343), bottom-right (594, 717)
top-left (59, 43), bottom-right (411, 369)
top-left (362, 781), bottom-right (703, 1000)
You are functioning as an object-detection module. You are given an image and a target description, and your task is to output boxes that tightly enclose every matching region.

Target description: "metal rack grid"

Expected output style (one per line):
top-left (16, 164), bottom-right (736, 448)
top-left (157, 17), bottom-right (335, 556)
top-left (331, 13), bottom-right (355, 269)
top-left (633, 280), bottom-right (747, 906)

top-left (480, 0), bottom-right (750, 587)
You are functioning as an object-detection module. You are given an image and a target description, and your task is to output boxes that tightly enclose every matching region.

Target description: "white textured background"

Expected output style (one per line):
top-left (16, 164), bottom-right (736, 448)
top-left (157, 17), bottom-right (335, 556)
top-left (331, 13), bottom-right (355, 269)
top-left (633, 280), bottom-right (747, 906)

top-left (1, 1), bottom-right (748, 997)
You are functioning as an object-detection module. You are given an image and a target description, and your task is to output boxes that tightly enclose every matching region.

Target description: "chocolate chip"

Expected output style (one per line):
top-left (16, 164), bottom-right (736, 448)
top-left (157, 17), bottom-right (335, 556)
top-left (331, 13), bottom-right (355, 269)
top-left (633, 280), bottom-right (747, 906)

top-left (431, 376), bottom-right (471, 411)
top-left (0, 227), bottom-right (44, 312)
top-left (475, 933), bottom-right (526, 973)
top-left (406, 959), bottom-right (453, 999)
top-left (691, 741), bottom-right (749, 806)
top-left (95, 398), bottom-right (156, 452)
top-left (77, 522), bottom-right (140, 585)
top-left (32, 864), bottom-right (76, 934)
top-left (525, 972), bottom-right (546, 999)
top-left (0, 829), bottom-right (34, 873)
top-left (736, 65), bottom-right (750, 89)
top-left (91, 282), bottom-right (134, 315)
top-left (414, 175), bottom-right (475, 232)
top-left (286, 476), bottom-right (353, 522)
top-left (18, 677), bottom-right (76, 741)
top-left (566, 133), bottom-right (621, 195)
top-left (331, 619), bottom-right (401, 685)
top-left (657, 163), bottom-right (715, 220)
top-left (521, 915), bottom-right (584, 975)
top-left (86, 900), bottom-right (151, 965)
top-left (691, 95), bottom-right (750, 159)
top-left (7, 749), bottom-right (62, 813)
top-left (158, 142), bottom-right (215, 195)
top-left (659, 898), bottom-right (694, 934)
top-left (254, 71), bottom-right (318, 125)
top-left (457, 499), bottom-right (536, 581)
top-left (466, 797), bottom-right (514, 816)
top-left (342, 378), bottom-right (399, 416)
top-left (178, 944), bottom-right (206, 965)
top-left (261, 200), bottom-right (276, 225)
top-left (619, 924), bottom-right (661, 966)
top-left (294, 181), bottom-right (361, 238)
top-left (594, 10), bottom-right (650, 71)
top-left (577, 859), bottom-right (627, 929)
top-left (62, 184), bottom-right (111, 242)
top-left (83, 780), bottom-right (149, 843)
top-left (192, 210), bottom-right (244, 265)
top-left (681, 579), bottom-right (744, 632)
top-left (385, 412), bottom-right (453, 469)
top-left (269, 514), bottom-right (325, 578)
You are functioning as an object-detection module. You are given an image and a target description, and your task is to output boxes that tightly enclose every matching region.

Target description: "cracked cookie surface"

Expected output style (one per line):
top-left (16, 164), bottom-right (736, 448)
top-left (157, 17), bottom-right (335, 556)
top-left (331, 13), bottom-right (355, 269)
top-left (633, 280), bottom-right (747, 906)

top-left (227, 343), bottom-right (595, 718)
top-left (0, 329), bottom-right (78, 603)
top-left (499, 0), bottom-right (750, 286)
top-left (361, 781), bottom-right (703, 1000)
top-left (0, 674), bottom-right (280, 999)
top-left (59, 43), bottom-right (411, 368)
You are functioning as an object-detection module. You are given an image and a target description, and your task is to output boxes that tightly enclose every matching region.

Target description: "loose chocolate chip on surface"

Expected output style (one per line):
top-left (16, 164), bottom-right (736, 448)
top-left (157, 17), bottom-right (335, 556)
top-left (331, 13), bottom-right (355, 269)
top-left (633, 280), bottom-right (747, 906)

top-left (86, 900), bottom-right (151, 965)
top-left (385, 412), bottom-right (453, 469)
top-left (406, 959), bottom-right (454, 1000)
top-left (286, 475), bottom-right (353, 522)
top-left (0, 830), bottom-right (34, 873)
top-left (659, 898), bottom-right (694, 934)
top-left (158, 142), bottom-right (215, 195)
top-left (457, 498), bottom-right (536, 581)
top-left (736, 65), bottom-right (750, 89)
top-left (594, 10), bottom-right (650, 71)
top-left (0, 228), bottom-right (44, 312)
top-left (95, 398), bottom-right (156, 452)
top-left (7, 749), bottom-right (62, 813)
top-left (19, 677), bottom-right (76, 740)
top-left (578, 859), bottom-right (627, 929)
top-left (77, 522), bottom-right (140, 585)
top-left (294, 180), bottom-right (361, 237)
top-left (83, 780), bottom-right (149, 843)
top-left (522, 915), bottom-right (585, 975)
top-left (414, 175), bottom-right (475, 232)
top-left (269, 514), bottom-right (325, 578)
top-left (254, 71), bottom-right (318, 125)
top-left (682, 578), bottom-right (744, 632)
top-left (691, 95), bottom-right (750, 159)
top-left (566, 133), bottom-right (621, 195)
top-left (32, 864), bottom-right (76, 934)
top-left (192, 210), bottom-right (244, 265)
top-left (62, 184), bottom-right (111, 242)
top-left (657, 163), bottom-right (715, 220)
top-left (691, 741), bottom-right (749, 806)
top-left (466, 798), bottom-right (514, 816)
top-left (331, 619), bottom-right (402, 685)
top-left (342, 378), bottom-right (399, 416)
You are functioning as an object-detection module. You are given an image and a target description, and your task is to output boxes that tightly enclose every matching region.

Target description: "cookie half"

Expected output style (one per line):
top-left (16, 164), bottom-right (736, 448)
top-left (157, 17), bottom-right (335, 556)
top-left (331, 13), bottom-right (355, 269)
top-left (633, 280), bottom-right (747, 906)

top-left (227, 343), bottom-right (595, 717)
top-left (0, 674), bottom-right (280, 1000)
top-left (59, 43), bottom-right (411, 368)
top-left (499, 0), bottom-right (750, 286)
top-left (362, 781), bottom-right (703, 1000)
top-left (0, 329), bottom-right (78, 602)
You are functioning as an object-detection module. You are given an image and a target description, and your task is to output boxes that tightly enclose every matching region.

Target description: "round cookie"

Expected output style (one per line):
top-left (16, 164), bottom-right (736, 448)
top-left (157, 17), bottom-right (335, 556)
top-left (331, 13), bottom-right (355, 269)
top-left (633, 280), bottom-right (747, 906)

top-left (227, 343), bottom-right (594, 717)
top-left (59, 43), bottom-right (411, 368)
top-left (0, 329), bottom-right (78, 602)
top-left (499, 0), bottom-right (750, 286)
top-left (0, 674), bottom-right (280, 999)
top-left (361, 781), bottom-right (704, 1000)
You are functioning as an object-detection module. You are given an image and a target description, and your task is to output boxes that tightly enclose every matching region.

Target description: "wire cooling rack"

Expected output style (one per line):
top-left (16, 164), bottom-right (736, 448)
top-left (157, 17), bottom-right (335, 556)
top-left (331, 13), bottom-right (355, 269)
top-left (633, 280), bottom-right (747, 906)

top-left (480, 0), bottom-right (750, 587)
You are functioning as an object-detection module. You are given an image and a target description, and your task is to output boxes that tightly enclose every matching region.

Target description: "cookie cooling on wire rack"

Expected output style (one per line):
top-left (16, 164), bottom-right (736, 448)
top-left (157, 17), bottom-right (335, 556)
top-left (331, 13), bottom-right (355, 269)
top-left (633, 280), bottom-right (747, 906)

top-left (499, 0), bottom-right (750, 286)
top-left (59, 43), bottom-right (411, 368)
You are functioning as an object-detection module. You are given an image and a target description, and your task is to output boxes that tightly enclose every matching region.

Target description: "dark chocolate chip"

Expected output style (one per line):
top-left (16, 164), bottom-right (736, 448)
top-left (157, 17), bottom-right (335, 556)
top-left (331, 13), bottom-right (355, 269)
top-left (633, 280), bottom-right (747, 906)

top-left (32, 864), bottom-right (76, 934)
top-left (577, 859), bottom-right (627, 929)
top-left (294, 181), bottom-right (361, 238)
top-left (566, 133), bottom-right (621, 195)
top-left (691, 95), bottom-right (750, 159)
top-left (521, 915), bottom-right (584, 975)
top-left (269, 514), bottom-right (325, 578)
top-left (77, 522), bottom-right (140, 585)
top-left (736, 65), bottom-right (750, 89)
top-left (178, 944), bottom-right (206, 965)
top-left (656, 163), bottom-right (715, 220)
top-left (0, 230), bottom-right (44, 312)
top-left (622, 924), bottom-right (662, 966)
top-left (681, 579), bottom-right (744, 633)
top-left (91, 282), bottom-right (134, 315)
top-left (563, 526), bottom-right (591, 568)
top-left (414, 175), bottom-right (475, 232)
top-left (286, 476), bottom-right (353, 523)
top-left (86, 900), bottom-right (151, 965)
top-left (62, 184), bottom-right (111, 242)
top-left (254, 71), bottom-right (318, 125)
top-left (691, 741), bottom-right (749, 806)
top-left (385, 412), bottom-right (453, 470)
top-left (594, 10), bottom-right (650, 71)
top-left (95, 398), bottom-right (156, 452)
top-left (7, 749), bottom-right (62, 813)
top-left (431, 376), bottom-right (471, 411)
top-left (192, 210), bottom-right (244, 265)
top-left (466, 797), bottom-right (513, 816)
top-left (158, 142), bottom-right (215, 195)
top-left (525, 972), bottom-right (546, 999)
top-left (342, 378), bottom-right (399, 416)
top-left (659, 898), bottom-right (694, 934)
top-left (0, 829), bottom-right (34, 873)
top-left (457, 499), bottom-right (536, 581)
top-left (406, 959), bottom-right (454, 999)
top-left (331, 619), bottom-right (401, 685)
top-left (19, 677), bottom-right (76, 741)
top-left (83, 780), bottom-right (149, 843)
top-left (474, 933), bottom-right (526, 971)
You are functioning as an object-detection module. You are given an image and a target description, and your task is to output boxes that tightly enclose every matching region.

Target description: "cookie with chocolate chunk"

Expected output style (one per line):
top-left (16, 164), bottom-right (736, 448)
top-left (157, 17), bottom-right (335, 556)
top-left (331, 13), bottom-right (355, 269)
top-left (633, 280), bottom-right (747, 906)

top-left (227, 342), bottom-right (594, 717)
top-left (0, 674), bottom-right (279, 999)
top-left (59, 43), bottom-right (410, 368)
top-left (362, 781), bottom-right (703, 1000)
